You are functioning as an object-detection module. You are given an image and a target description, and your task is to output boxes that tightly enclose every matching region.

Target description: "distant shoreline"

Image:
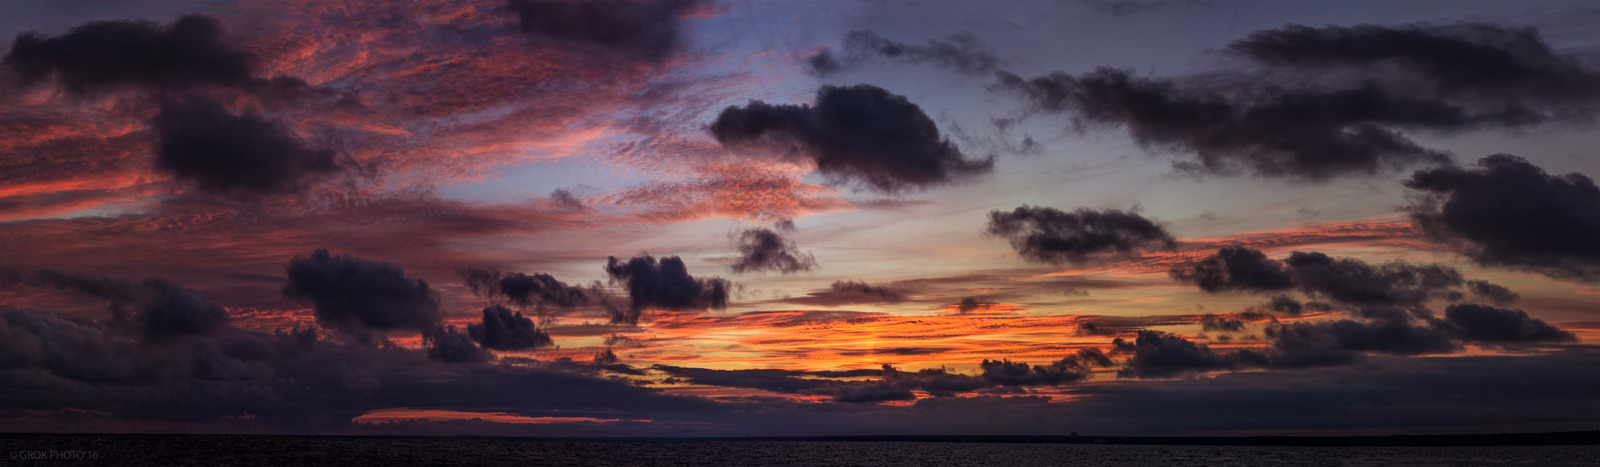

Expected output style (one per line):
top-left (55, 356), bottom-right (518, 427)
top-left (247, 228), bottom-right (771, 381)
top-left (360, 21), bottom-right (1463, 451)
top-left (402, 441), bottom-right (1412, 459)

top-left (4, 431), bottom-right (1596, 447)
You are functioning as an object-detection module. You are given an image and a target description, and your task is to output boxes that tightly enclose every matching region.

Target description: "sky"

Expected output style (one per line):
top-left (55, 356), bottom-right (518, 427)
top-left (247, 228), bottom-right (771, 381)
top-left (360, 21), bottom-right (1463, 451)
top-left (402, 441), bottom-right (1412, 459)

top-left (0, 0), bottom-right (1597, 437)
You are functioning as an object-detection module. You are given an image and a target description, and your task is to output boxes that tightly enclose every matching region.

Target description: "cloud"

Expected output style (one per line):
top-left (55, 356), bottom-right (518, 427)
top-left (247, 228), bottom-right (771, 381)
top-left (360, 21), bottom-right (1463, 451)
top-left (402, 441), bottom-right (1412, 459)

top-left (1404, 154), bottom-right (1600, 282)
top-left (1167, 246), bottom-right (1294, 293)
top-left (813, 380), bottom-right (916, 403)
top-left (282, 249), bottom-right (441, 338)
top-left (882, 365), bottom-right (988, 396)
top-left (1264, 313), bottom-right (1459, 368)
top-left (22, 271), bottom-right (230, 336)
top-left (460, 268), bottom-right (593, 309)
top-left (1443, 304), bottom-right (1576, 344)
top-left (1465, 280), bottom-right (1519, 305)
top-left (152, 95), bottom-right (341, 196)
top-left (604, 254), bottom-right (730, 325)
top-left (652, 365), bottom-right (823, 393)
top-left (1172, 246), bottom-right (1513, 310)
top-left (995, 68), bottom-right (1455, 181)
top-left (135, 279), bottom-right (232, 337)
top-left (1228, 23), bottom-right (1600, 111)
top-left (1070, 0), bottom-right (1207, 17)
top-left (730, 228), bottom-right (817, 274)
top-left (1282, 251), bottom-right (1462, 309)
top-left (505, 0), bottom-right (704, 62)
top-left (807, 31), bottom-right (1000, 76)
top-left (466, 304), bottom-right (553, 351)
top-left (985, 205), bottom-right (1176, 265)
top-left (1198, 314), bottom-right (1245, 332)
top-left (1261, 295), bottom-right (1305, 316)
top-left (956, 297), bottom-right (992, 314)
top-left (425, 326), bottom-right (492, 363)
top-left (994, 23), bottom-right (1599, 181)
top-left (979, 349), bottom-right (1111, 386)
top-left (1, 15), bottom-right (262, 97)
top-left (710, 84), bottom-right (994, 193)
top-left (1113, 330), bottom-right (1266, 378)
top-left (779, 280), bottom-right (904, 307)
top-left (0, 307), bottom-right (710, 429)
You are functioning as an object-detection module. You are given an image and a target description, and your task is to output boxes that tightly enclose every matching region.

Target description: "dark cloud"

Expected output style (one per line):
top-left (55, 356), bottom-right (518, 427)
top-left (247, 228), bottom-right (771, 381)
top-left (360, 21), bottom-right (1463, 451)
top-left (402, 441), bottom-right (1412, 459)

top-left (1443, 304), bottom-right (1576, 344)
top-left (994, 22), bottom-right (1600, 181)
top-left (152, 95), bottom-right (340, 196)
top-left (995, 67), bottom-right (1455, 180)
top-left (500, 273), bottom-right (591, 309)
top-left (985, 205), bottom-right (1176, 265)
top-left (282, 249), bottom-right (441, 338)
top-left (807, 31), bottom-right (999, 76)
top-left (593, 348), bottom-right (619, 365)
top-left (956, 297), bottom-right (993, 314)
top-left (652, 365), bottom-right (823, 394)
top-left (730, 228), bottom-right (817, 274)
top-left (1264, 313), bottom-right (1459, 368)
top-left (1, 15), bottom-right (258, 97)
top-left (1465, 280), bottom-right (1519, 305)
top-left (710, 84), bottom-right (994, 193)
top-left (883, 365), bottom-right (987, 397)
top-left (1173, 247), bottom-right (1501, 309)
top-left (23, 271), bottom-right (229, 336)
top-left (1199, 314), bottom-right (1245, 332)
top-left (1071, 0), bottom-right (1207, 17)
top-left (1113, 331), bottom-right (1267, 378)
top-left (0, 308), bottom-right (709, 429)
top-left (814, 380), bottom-right (915, 404)
top-left (776, 280), bottom-right (903, 307)
top-left (1168, 246), bottom-right (1293, 293)
top-left (604, 254), bottom-right (730, 325)
top-left (136, 279), bottom-right (231, 337)
top-left (1282, 251), bottom-right (1462, 309)
top-left (1229, 23), bottom-right (1600, 110)
top-left (1262, 295), bottom-right (1305, 316)
top-left (655, 366), bottom-right (915, 403)
top-left (425, 326), bottom-right (492, 363)
top-left (27, 270), bottom-right (141, 309)
top-left (1404, 154), bottom-right (1600, 282)
top-left (979, 349), bottom-right (1111, 386)
top-left (466, 305), bottom-right (553, 351)
top-left (505, 0), bottom-right (702, 62)
top-left (463, 269), bottom-right (594, 309)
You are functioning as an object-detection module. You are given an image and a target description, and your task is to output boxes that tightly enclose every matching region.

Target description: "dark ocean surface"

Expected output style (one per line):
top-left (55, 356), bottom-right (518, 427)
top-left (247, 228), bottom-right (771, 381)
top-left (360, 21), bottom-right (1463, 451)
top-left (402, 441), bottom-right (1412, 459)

top-left (3, 434), bottom-right (1598, 466)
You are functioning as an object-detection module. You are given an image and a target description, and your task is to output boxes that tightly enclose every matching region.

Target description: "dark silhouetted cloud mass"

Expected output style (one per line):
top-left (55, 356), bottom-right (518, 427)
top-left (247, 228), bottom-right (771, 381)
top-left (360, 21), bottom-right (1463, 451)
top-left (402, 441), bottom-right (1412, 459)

top-left (506, 0), bottom-right (701, 61)
top-left (1405, 154), bottom-right (1600, 282)
top-left (995, 22), bottom-right (1599, 181)
top-left (1443, 304), bottom-right (1576, 344)
top-left (282, 249), bottom-right (442, 337)
top-left (153, 96), bottom-right (339, 196)
top-left (730, 228), bottom-right (817, 274)
top-left (1168, 246), bottom-right (1294, 292)
top-left (807, 31), bottom-right (1000, 76)
top-left (467, 304), bottom-right (553, 351)
top-left (604, 254), bottom-right (730, 325)
top-left (426, 325), bottom-right (492, 363)
top-left (986, 205), bottom-right (1176, 264)
top-left (1114, 330), bottom-right (1266, 378)
top-left (710, 84), bottom-right (994, 193)
top-left (2, 15), bottom-right (257, 97)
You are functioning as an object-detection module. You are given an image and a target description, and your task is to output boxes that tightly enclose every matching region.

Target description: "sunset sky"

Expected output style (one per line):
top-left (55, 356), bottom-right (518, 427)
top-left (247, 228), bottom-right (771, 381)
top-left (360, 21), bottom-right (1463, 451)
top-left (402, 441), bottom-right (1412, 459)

top-left (1, 0), bottom-right (1597, 437)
